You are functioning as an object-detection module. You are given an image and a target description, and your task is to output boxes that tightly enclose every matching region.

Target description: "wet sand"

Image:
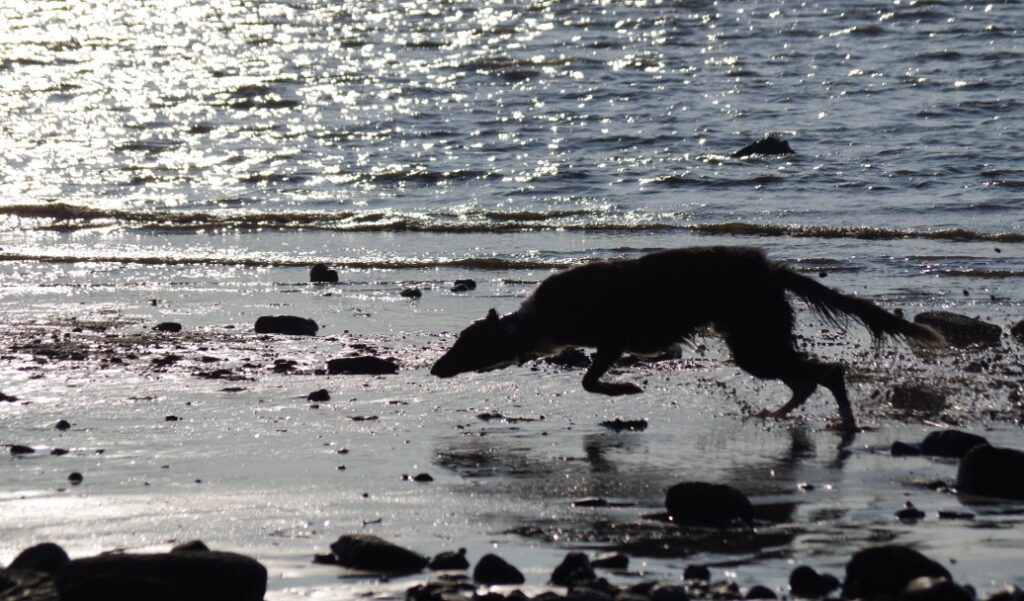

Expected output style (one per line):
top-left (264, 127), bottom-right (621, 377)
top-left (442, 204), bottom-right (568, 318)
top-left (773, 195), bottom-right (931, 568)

top-left (2, 267), bottom-right (1023, 600)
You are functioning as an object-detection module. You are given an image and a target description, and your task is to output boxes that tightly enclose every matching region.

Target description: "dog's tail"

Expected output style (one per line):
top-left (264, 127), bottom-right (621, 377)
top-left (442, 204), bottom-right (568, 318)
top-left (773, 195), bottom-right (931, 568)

top-left (776, 267), bottom-right (946, 347)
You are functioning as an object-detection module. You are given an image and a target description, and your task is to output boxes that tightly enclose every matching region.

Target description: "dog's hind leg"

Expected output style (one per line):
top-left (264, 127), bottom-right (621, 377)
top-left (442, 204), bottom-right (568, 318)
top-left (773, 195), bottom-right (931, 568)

top-left (762, 379), bottom-right (818, 419)
top-left (798, 360), bottom-right (856, 432)
top-left (582, 347), bottom-right (643, 396)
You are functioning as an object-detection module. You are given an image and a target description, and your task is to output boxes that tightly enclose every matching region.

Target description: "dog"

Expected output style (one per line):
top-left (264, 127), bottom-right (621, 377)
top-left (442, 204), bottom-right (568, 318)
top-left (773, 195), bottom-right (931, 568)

top-left (431, 246), bottom-right (944, 431)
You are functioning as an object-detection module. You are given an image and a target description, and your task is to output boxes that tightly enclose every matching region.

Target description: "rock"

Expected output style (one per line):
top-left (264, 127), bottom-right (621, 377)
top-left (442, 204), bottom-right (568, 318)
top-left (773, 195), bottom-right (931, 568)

top-left (897, 502), bottom-right (926, 521)
top-left (171, 540), bottom-right (210, 553)
top-left (789, 565), bottom-right (840, 598)
top-left (254, 315), bottom-right (319, 336)
top-left (327, 534), bottom-right (428, 574)
top-left (590, 553), bottom-right (628, 570)
top-left (984, 586), bottom-right (1024, 601)
top-left (412, 473), bottom-right (433, 482)
top-left (51, 448), bottom-right (69, 456)
top-left (665, 482), bottom-right (752, 526)
top-left (0, 391), bottom-right (18, 402)
top-left (8, 542), bottom-right (70, 574)
top-left (684, 565), bottom-right (711, 582)
top-left (544, 348), bottom-right (591, 368)
top-left (153, 322), bottom-right (182, 333)
top-left (55, 551), bottom-right (266, 601)
top-left (310, 263), bottom-right (339, 283)
top-left (650, 583), bottom-right (690, 601)
top-left (428, 548), bottom-right (469, 571)
top-left (400, 287), bottom-right (422, 299)
top-left (920, 430), bottom-right (989, 458)
top-left (710, 580), bottom-right (741, 600)
top-left (165, 415), bottom-right (179, 422)
top-left (326, 356), bottom-right (398, 375)
top-left (891, 441), bottom-right (922, 456)
top-left (453, 279), bottom-right (476, 291)
top-left (745, 585), bottom-right (776, 599)
top-left (913, 311), bottom-right (1001, 347)
top-left (1011, 320), bottom-right (1024, 345)
top-left (956, 444), bottom-right (1024, 500)
top-left (731, 134), bottom-right (795, 158)
top-left (890, 384), bottom-right (947, 413)
top-left (551, 552), bottom-right (596, 586)
top-left (900, 577), bottom-right (973, 601)
top-left (842, 545), bottom-right (951, 599)
top-left (473, 553), bottom-right (525, 585)
top-left (0, 568), bottom-right (60, 600)
top-left (307, 389), bottom-right (330, 402)
top-left (55, 420), bottom-right (71, 431)
top-left (599, 418), bottom-right (648, 432)
top-left (10, 444), bottom-right (35, 455)
top-left (68, 472), bottom-right (83, 485)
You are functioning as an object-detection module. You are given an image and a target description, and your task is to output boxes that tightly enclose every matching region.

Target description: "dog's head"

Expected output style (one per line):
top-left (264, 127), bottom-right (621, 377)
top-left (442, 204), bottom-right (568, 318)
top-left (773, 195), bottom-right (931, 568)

top-left (431, 309), bottom-right (519, 378)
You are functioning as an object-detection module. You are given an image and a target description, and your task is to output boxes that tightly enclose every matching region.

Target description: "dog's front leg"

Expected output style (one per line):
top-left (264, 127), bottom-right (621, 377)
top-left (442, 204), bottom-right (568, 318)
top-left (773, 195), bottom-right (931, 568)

top-left (582, 347), bottom-right (643, 396)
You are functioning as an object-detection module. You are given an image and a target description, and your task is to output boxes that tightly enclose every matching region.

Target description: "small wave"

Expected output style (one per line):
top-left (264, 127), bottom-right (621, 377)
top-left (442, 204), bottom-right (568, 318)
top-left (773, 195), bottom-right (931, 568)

top-left (687, 223), bottom-right (1024, 243)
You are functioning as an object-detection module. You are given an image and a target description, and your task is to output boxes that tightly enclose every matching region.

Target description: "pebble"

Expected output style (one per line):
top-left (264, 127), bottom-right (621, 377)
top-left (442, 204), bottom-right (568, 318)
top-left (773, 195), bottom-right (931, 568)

top-left (68, 472), bottom-right (83, 485)
top-left (400, 287), bottom-right (423, 299)
top-left (326, 356), bottom-right (399, 375)
top-left (310, 263), bottom-right (339, 283)
top-left (956, 444), bottom-right (1024, 500)
top-left (55, 419), bottom-right (71, 431)
top-left (550, 552), bottom-right (596, 586)
top-left (665, 482), bottom-right (752, 526)
top-left (789, 565), bottom-right (840, 598)
top-left (428, 548), bottom-right (470, 571)
top-left (327, 534), bottom-right (428, 574)
top-left (307, 389), bottom-right (330, 402)
top-left (254, 315), bottom-right (319, 336)
top-left (153, 322), bottom-right (183, 333)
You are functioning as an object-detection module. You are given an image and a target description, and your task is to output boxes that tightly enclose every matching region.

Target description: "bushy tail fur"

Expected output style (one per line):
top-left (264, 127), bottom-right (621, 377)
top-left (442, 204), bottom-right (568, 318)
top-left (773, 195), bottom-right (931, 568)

top-left (776, 267), bottom-right (946, 347)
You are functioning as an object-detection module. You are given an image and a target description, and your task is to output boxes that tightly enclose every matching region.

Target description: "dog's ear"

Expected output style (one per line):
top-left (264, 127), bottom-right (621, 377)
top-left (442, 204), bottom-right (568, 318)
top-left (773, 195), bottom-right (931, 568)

top-left (486, 308), bottom-right (499, 324)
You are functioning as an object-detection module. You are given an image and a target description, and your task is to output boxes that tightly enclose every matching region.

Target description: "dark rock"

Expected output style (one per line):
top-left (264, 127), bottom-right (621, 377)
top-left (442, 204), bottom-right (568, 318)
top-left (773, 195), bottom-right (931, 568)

top-left (937, 511), bottom-right (974, 520)
top-left (913, 311), bottom-right (1002, 347)
top-left (55, 420), bottom-right (71, 431)
top-left (684, 565), bottom-right (711, 582)
top-left (572, 498), bottom-right (609, 508)
top-left (473, 553), bottom-right (525, 585)
top-left (8, 542), bottom-right (70, 574)
top-left (545, 348), bottom-right (592, 368)
top-left (165, 415), bottom-right (179, 422)
top-left (897, 502), bottom-right (926, 521)
top-left (400, 287), bottom-right (423, 299)
top-left (600, 418), bottom-right (648, 432)
top-left (327, 356), bottom-right (398, 375)
top-left (55, 551), bottom-right (266, 601)
top-left (745, 585), bottom-right (776, 599)
top-left (956, 444), bottom-right (1024, 500)
top-left (984, 586), bottom-right (1024, 601)
top-left (731, 135), bottom-right (795, 158)
top-left (428, 548), bottom-right (469, 571)
top-left (453, 279), bottom-right (476, 291)
top-left (920, 430), bottom-right (989, 458)
top-left (0, 391), bottom-right (18, 402)
top-left (1011, 320), bottom-right (1024, 345)
top-left (789, 565), bottom-right (840, 598)
top-left (570, 585), bottom-right (616, 601)
top-left (665, 482), bottom-right (752, 526)
top-left (307, 389), bottom-right (331, 402)
top-left (551, 552), bottom-right (596, 586)
top-left (891, 441), bottom-right (922, 456)
top-left (10, 444), bottom-right (35, 455)
top-left (842, 545), bottom-right (951, 599)
top-left (254, 315), bottom-right (319, 336)
top-left (153, 322), bottom-right (182, 333)
top-left (328, 534), bottom-right (428, 574)
top-left (0, 568), bottom-right (59, 600)
top-left (310, 263), bottom-right (339, 283)
top-left (590, 553), bottom-right (628, 570)
top-left (900, 577), bottom-right (974, 601)
top-left (412, 473), bottom-right (433, 482)
top-left (650, 583), bottom-right (690, 601)
top-left (890, 385), bottom-right (947, 413)
top-left (68, 472), bottom-right (83, 485)
top-left (171, 540), bottom-right (210, 553)
top-left (51, 448), bottom-right (69, 456)
top-left (709, 580), bottom-right (741, 600)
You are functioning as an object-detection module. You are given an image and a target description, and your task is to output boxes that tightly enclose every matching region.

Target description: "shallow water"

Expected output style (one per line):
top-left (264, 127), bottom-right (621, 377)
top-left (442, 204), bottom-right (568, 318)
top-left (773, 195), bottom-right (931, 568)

top-left (2, 0), bottom-right (1023, 598)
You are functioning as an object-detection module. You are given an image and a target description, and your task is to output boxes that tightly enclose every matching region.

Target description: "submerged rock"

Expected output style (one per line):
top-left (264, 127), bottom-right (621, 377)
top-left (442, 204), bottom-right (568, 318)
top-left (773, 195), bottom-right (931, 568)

top-left (731, 134), bottom-right (795, 158)
top-left (326, 356), bottom-right (398, 375)
top-left (401, 287), bottom-right (423, 299)
top-left (842, 545), bottom-right (950, 599)
top-left (956, 444), bottom-right (1024, 500)
top-left (913, 311), bottom-right (1001, 347)
top-left (254, 315), bottom-right (319, 336)
top-left (473, 554), bottom-right (525, 585)
top-left (327, 534), bottom-right (428, 574)
top-left (310, 263), bottom-right (339, 283)
top-left (428, 548), bottom-right (470, 571)
top-left (55, 550), bottom-right (267, 601)
top-left (789, 565), bottom-right (840, 598)
top-left (452, 279), bottom-right (477, 292)
top-left (920, 430), bottom-right (989, 458)
top-left (665, 482), bottom-right (752, 526)
top-left (550, 552), bottom-right (596, 586)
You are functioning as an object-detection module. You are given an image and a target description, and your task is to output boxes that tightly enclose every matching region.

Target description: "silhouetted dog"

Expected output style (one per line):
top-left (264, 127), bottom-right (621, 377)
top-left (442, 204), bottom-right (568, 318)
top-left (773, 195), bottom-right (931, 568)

top-left (431, 247), bottom-right (943, 431)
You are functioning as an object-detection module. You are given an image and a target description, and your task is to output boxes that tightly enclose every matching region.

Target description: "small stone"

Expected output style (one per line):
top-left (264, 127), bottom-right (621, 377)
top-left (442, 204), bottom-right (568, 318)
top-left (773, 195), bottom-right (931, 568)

top-left (710, 580), bottom-right (741, 600)
top-left (572, 498), bottom-right (609, 508)
top-left (307, 389), bottom-right (330, 402)
top-left (650, 583), bottom-right (690, 601)
top-left (600, 418), bottom-right (648, 432)
top-left (412, 473), bottom-right (433, 482)
top-left (684, 565), bottom-right (711, 582)
top-left (745, 585), bottom-right (777, 599)
top-left (165, 415), bottom-right (179, 422)
top-left (328, 534), bottom-right (428, 574)
top-left (154, 322), bottom-right (183, 333)
top-left (68, 472), bottom-right (83, 484)
top-left (789, 566), bottom-right (840, 598)
top-left (956, 444), bottom-right (1024, 500)
top-left (51, 448), bottom-right (69, 456)
top-left (913, 311), bottom-right (1002, 347)
top-left (897, 502), bottom-right (926, 521)
top-left (919, 430), bottom-right (989, 458)
top-left (326, 356), bottom-right (398, 375)
top-left (310, 263), bottom-right (339, 283)
top-left (254, 315), bottom-right (319, 336)
top-left (731, 134), bottom-right (795, 158)
top-left (900, 577), bottom-right (973, 601)
top-left (428, 548), bottom-right (470, 571)
top-left (400, 287), bottom-right (423, 299)
top-left (665, 482), bottom-right (752, 526)
top-left (473, 554), bottom-right (525, 585)
top-left (0, 391), bottom-right (19, 402)
top-left (842, 545), bottom-right (951, 599)
top-left (590, 553), bottom-right (628, 570)
top-left (453, 279), bottom-right (476, 291)
top-left (10, 444), bottom-right (34, 455)
top-left (1011, 320), bottom-right (1024, 345)
top-left (551, 552), bottom-right (596, 586)
top-left (983, 586), bottom-right (1024, 601)
top-left (55, 419), bottom-right (71, 431)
